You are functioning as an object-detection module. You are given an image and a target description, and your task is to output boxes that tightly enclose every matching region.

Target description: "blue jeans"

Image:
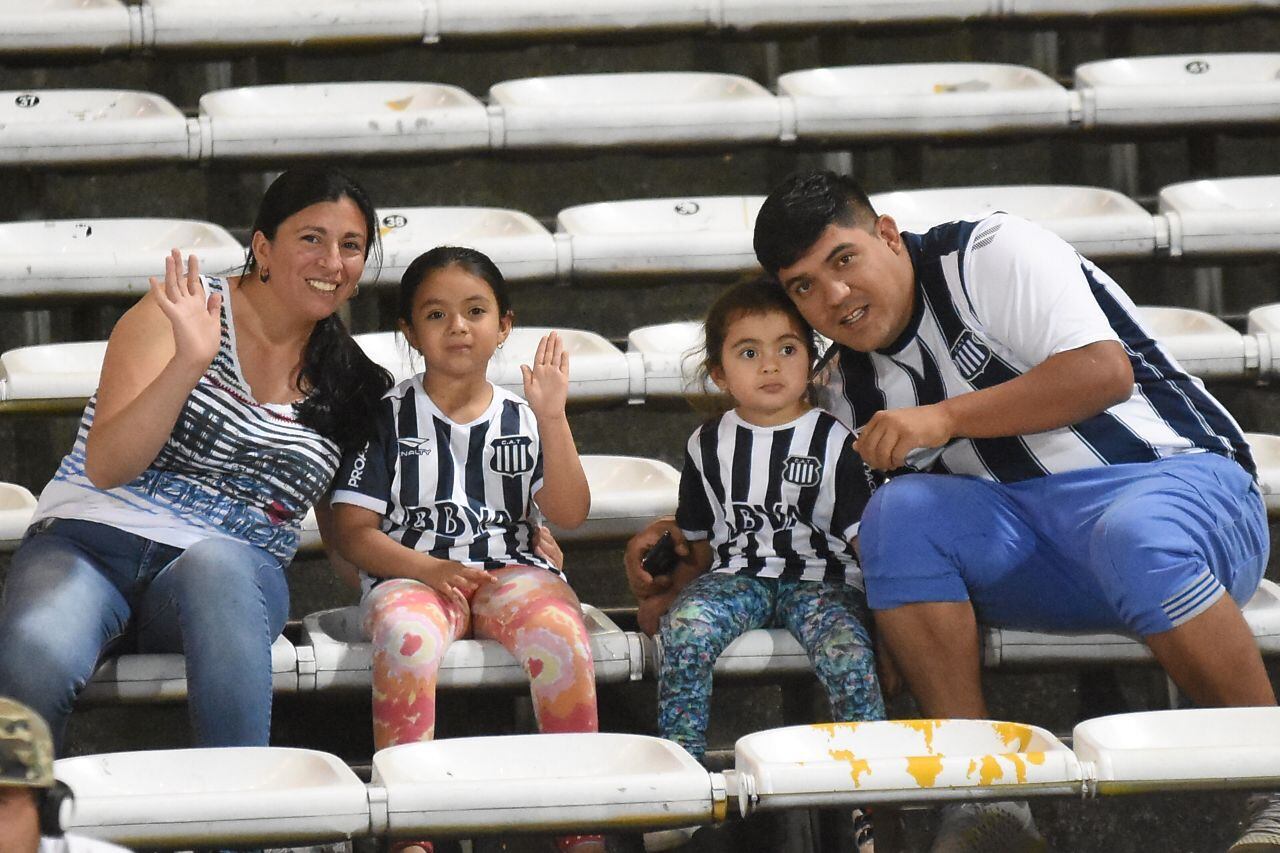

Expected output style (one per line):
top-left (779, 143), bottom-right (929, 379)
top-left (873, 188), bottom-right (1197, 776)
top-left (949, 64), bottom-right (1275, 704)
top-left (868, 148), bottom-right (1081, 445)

top-left (0, 518), bottom-right (289, 751)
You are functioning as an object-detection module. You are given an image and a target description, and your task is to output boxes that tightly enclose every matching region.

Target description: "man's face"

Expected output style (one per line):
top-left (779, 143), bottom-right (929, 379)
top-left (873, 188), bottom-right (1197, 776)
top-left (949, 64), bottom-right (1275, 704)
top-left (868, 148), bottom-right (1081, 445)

top-left (776, 216), bottom-right (916, 353)
top-left (0, 787), bottom-right (41, 853)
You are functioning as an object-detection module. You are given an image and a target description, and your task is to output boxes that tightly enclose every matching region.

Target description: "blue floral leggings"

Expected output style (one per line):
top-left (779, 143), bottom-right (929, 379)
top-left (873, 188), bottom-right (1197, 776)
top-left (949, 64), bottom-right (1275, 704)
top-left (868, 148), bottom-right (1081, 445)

top-left (658, 572), bottom-right (885, 761)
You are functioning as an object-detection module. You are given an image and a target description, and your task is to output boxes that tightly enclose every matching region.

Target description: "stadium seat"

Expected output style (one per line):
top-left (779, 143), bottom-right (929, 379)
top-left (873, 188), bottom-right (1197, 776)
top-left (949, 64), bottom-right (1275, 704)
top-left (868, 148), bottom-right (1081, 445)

top-left (142, 0), bottom-right (429, 50)
top-left (1158, 175), bottom-right (1280, 258)
top-left (778, 62), bottom-right (1073, 142)
top-left (488, 73), bottom-right (784, 149)
top-left (1247, 433), bottom-right (1280, 515)
top-left (0, 0), bottom-right (137, 54)
top-left (0, 89), bottom-right (194, 166)
top-left (1072, 707), bottom-right (1280, 795)
top-left (371, 206), bottom-right (559, 286)
top-left (0, 482), bottom-right (37, 551)
top-left (1135, 305), bottom-right (1254, 381)
top-left (549, 455), bottom-right (680, 541)
top-left (434, 0), bottom-right (717, 37)
top-left (0, 218), bottom-right (245, 301)
top-left (720, 0), bottom-right (994, 30)
top-left (556, 196), bottom-right (765, 280)
top-left (0, 341), bottom-right (106, 413)
top-left (1246, 303), bottom-right (1280, 380)
top-left (626, 320), bottom-right (716, 400)
top-left (79, 634), bottom-right (299, 702)
top-left (355, 327), bottom-right (632, 404)
top-left (732, 719), bottom-right (1082, 813)
top-left (56, 746), bottom-right (371, 847)
top-left (197, 82), bottom-right (490, 160)
top-left (1074, 53), bottom-right (1280, 128)
top-left (871, 184), bottom-right (1160, 259)
top-left (301, 603), bottom-right (643, 691)
top-left (372, 732), bottom-right (725, 836)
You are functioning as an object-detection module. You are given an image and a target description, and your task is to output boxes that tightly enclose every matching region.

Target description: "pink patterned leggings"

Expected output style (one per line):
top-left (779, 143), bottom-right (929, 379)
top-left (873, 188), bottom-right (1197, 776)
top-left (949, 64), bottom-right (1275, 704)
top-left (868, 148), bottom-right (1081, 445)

top-left (363, 565), bottom-right (601, 851)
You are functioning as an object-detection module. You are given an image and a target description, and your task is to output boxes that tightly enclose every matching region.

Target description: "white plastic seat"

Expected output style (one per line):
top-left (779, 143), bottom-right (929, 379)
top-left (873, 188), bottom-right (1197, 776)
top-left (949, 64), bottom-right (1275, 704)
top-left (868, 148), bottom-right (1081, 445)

top-left (0, 0), bottom-right (135, 54)
top-left (1247, 304), bottom-right (1280, 381)
top-left (721, 0), bottom-right (994, 30)
top-left (1134, 305), bottom-right (1251, 381)
top-left (80, 634), bottom-right (299, 702)
top-left (552, 455), bottom-right (680, 542)
top-left (435, 0), bottom-right (717, 37)
top-left (300, 604), bottom-right (643, 691)
top-left (626, 320), bottom-right (718, 400)
top-left (1074, 53), bottom-right (1280, 128)
top-left (0, 218), bottom-right (245, 301)
top-left (489, 73), bottom-right (783, 149)
top-left (733, 720), bottom-right (1081, 813)
top-left (779, 63), bottom-right (1072, 141)
top-left (355, 327), bottom-right (631, 404)
top-left (1073, 707), bottom-right (1280, 795)
top-left (0, 90), bottom-right (193, 165)
top-left (870, 185), bottom-right (1159, 259)
top-left (373, 732), bottom-right (723, 835)
top-left (372, 206), bottom-right (558, 285)
top-left (1247, 433), bottom-right (1280, 516)
top-left (984, 578), bottom-right (1280, 667)
top-left (1159, 175), bottom-right (1280, 258)
top-left (56, 747), bottom-right (370, 847)
top-left (556, 196), bottom-right (765, 280)
top-left (144, 0), bottom-right (428, 49)
top-left (0, 341), bottom-right (106, 412)
top-left (198, 83), bottom-right (490, 159)
top-left (0, 482), bottom-right (37, 552)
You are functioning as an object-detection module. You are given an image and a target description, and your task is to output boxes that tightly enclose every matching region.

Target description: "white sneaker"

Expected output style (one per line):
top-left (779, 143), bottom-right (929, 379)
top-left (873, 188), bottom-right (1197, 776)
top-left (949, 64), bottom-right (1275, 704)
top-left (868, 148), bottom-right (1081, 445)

top-left (1230, 793), bottom-right (1280, 851)
top-left (642, 826), bottom-right (699, 852)
top-left (929, 800), bottom-right (1046, 853)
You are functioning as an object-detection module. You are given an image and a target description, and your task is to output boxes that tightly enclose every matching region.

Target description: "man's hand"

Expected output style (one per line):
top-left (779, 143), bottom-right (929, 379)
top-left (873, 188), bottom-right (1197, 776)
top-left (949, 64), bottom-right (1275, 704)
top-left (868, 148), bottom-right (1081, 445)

top-left (624, 518), bottom-right (687, 601)
top-left (637, 591), bottom-right (677, 637)
top-left (854, 403), bottom-right (954, 471)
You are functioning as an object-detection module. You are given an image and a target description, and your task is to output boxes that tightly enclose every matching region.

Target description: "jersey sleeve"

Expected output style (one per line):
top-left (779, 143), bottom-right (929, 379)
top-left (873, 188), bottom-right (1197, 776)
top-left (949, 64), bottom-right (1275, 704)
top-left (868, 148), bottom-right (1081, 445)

top-left (674, 436), bottom-right (713, 543)
top-left (830, 433), bottom-right (876, 542)
top-left (964, 213), bottom-right (1120, 368)
top-left (331, 398), bottom-right (395, 515)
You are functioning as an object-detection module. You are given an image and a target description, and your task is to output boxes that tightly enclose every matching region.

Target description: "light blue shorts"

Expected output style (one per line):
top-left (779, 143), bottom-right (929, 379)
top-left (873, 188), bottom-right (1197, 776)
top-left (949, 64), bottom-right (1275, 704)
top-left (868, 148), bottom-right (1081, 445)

top-left (859, 452), bottom-right (1268, 636)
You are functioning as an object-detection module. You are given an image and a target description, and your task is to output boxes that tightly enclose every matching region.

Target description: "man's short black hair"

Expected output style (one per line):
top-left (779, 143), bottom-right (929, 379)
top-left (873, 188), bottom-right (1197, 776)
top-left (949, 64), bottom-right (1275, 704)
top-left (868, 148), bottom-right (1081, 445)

top-left (753, 170), bottom-right (879, 276)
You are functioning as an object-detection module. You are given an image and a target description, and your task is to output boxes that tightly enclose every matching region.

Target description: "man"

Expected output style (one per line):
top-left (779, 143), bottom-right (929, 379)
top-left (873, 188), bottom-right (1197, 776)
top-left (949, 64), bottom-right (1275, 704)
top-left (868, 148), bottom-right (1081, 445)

top-left (626, 170), bottom-right (1277, 852)
top-left (0, 697), bottom-right (129, 853)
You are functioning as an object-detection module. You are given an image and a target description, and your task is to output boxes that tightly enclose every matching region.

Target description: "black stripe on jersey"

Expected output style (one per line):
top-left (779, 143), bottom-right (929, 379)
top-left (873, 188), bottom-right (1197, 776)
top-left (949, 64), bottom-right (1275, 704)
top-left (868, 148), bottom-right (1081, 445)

top-left (465, 423), bottom-right (490, 563)
top-left (799, 414), bottom-right (837, 559)
top-left (909, 339), bottom-right (948, 407)
top-left (397, 394), bottom-right (425, 550)
top-left (1086, 268), bottom-right (1255, 476)
top-left (499, 400), bottom-right (526, 562)
top-left (915, 227), bottom-right (1049, 483)
top-left (416, 416), bottom-right (456, 553)
top-left (731, 425), bottom-right (763, 571)
top-left (698, 418), bottom-right (733, 570)
top-left (835, 349), bottom-right (887, 432)
top-left (766, 426), bottom-right (796, 575)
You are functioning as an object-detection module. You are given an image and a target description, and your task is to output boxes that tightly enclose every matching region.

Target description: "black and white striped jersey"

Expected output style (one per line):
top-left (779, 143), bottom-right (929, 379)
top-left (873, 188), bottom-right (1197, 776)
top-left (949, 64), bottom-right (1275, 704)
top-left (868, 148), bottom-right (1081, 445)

top-left (332, 376), bottom-right (557, 594)
top-left (820, 213), bottom-right (1253, 483)
top-left (676, 407), bottom-right (874, 586)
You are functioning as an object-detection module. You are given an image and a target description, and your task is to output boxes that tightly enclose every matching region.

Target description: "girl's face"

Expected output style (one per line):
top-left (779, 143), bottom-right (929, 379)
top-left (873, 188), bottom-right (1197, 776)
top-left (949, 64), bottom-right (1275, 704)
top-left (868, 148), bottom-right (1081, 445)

top-left (250, 197), bottom-right (368, 322)
top-left (399, 264), bottom-right (512, 381)
top-left (710, 309), bottom-right (812, 427)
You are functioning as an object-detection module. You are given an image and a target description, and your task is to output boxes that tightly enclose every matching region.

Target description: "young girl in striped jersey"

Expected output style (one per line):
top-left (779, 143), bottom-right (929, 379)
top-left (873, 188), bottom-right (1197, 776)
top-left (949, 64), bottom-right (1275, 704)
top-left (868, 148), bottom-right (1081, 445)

top-left (646, 277), bottom-right (886, 767)
top-left (330, 246), bottom-right (602, 853)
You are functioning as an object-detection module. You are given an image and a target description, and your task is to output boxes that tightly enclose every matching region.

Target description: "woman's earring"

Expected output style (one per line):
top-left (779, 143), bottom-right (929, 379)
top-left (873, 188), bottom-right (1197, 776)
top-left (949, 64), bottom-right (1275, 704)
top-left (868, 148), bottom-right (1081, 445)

top-left (353, 284), bottom-right (361, 296)
top-left (260, 268), bottom-right (270, 283)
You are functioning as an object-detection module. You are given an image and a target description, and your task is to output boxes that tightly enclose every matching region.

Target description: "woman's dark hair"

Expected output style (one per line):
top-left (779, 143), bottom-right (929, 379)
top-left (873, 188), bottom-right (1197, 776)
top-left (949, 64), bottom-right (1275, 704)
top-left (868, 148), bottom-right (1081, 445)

top-left (396, 245), bottom-right (513, 330)
top-left (241, 167), bottom-right (392, 453)
top-left (753, 170), bottom-right (879, 276)
top-left (695, 275), bottom-right (821, 397)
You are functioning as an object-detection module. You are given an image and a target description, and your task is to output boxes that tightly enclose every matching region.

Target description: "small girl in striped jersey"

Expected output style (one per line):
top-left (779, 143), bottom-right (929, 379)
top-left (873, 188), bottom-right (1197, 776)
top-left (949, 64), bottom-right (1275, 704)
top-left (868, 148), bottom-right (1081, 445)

top-left (641, 277), bottom-right (886, 768)
top-left (330, 246), bottom-right (602, 853)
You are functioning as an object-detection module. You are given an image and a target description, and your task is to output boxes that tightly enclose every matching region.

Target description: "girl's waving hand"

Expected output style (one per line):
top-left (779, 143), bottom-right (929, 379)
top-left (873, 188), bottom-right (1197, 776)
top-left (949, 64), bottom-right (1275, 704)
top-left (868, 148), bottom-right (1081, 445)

top-left (521, 331), bottom-right (570, 422)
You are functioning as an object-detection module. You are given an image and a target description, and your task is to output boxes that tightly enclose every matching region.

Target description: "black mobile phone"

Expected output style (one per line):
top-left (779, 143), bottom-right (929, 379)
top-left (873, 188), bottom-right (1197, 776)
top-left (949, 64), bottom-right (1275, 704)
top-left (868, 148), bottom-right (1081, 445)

top-left (642, 530), bottom-right (679, 577)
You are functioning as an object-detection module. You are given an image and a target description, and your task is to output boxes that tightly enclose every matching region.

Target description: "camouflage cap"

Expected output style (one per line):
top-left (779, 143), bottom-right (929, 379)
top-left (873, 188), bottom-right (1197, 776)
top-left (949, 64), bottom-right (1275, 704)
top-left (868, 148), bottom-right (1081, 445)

top-left (0, 697), bottom-right (54, 788)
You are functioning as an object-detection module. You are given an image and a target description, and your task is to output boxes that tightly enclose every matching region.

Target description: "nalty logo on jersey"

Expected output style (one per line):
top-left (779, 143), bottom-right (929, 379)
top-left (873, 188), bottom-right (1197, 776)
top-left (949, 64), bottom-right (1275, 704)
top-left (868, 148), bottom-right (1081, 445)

top-left (398, 437), bottom-right (432, 458)
top-left (781, 455), bottom-right (823, 487)
top-left (489, 435), bottom-right (535, 477)
top-left (949, 330), bottom-right (991, 382)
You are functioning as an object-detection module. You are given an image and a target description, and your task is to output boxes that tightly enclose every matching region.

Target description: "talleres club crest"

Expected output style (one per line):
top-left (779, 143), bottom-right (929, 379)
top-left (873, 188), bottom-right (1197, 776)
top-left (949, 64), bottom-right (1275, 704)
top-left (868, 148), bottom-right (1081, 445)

top-left (490, 435), bottom-right (535, 477)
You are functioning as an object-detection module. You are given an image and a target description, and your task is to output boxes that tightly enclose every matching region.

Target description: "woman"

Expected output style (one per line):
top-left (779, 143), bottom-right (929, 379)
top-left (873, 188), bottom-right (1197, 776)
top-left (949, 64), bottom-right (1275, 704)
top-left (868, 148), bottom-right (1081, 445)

top-left (0, 167), bottom-right (392, 750)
